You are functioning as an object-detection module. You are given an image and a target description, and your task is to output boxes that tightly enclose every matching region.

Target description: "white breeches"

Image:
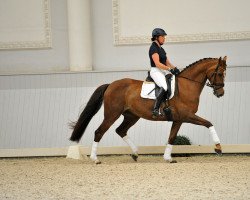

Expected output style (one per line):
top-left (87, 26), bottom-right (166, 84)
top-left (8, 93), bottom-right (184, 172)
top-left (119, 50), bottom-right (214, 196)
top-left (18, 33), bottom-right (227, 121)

top-left (150, 67), bottom-right (170, 91)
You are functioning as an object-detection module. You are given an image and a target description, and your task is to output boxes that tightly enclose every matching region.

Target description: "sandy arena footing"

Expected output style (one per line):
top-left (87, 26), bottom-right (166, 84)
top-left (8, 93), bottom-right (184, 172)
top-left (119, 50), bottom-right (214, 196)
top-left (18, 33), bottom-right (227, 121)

top-left (0, 155), bottom-right (249, 200)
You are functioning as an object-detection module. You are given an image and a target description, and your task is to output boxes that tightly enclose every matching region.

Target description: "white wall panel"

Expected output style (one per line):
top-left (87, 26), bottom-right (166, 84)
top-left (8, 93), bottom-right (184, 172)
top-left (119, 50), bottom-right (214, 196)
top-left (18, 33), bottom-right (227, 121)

top-left (113, 0), bottom-right (250, 45)
top-left (0, 0), bottom-right (250, 74)
top-left (0, 68), bottom-right (249, 150)
top-left (0, 0), bottom-right (68, 73)
top-left (0, 0), bottom-right (51, 49)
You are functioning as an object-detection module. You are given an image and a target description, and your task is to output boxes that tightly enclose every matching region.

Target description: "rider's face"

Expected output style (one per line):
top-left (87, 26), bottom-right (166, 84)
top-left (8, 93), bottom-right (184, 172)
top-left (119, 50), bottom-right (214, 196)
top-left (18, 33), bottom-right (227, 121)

top-left (158, 35), bottom-right (166, 45)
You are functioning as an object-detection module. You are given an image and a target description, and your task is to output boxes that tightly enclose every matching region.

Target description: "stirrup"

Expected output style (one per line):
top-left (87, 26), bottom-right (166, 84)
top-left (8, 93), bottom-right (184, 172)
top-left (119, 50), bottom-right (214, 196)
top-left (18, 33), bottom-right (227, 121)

top-left (152, 109), bottom-right (159, 117)
top-left (152, 109), bottom-right (162, 118)
top-left (164, 106), bottom-right (171, 114)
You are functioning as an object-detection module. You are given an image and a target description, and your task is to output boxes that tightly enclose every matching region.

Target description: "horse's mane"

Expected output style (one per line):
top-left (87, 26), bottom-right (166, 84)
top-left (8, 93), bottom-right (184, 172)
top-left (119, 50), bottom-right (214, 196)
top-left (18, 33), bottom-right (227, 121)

top-left (180, 57), bottom-right (218, 74)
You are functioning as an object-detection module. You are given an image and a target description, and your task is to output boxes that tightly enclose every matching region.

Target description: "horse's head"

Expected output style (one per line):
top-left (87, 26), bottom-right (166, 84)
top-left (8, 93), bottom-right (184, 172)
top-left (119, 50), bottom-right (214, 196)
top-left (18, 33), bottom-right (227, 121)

top-left (206, 56), bottom-right (227, 98)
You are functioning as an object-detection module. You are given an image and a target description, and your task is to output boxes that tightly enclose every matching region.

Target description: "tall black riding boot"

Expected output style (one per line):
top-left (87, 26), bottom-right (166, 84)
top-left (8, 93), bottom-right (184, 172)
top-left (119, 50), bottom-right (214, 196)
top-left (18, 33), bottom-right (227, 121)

top-left (152, 87), bottom-right (165, 117)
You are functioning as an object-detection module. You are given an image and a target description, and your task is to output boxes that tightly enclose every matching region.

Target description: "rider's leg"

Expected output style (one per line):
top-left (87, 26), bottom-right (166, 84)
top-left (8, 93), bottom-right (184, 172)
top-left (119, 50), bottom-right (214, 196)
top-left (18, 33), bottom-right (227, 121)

top-left (150, 67), bottom-right (168, 91)
top-left (150, 68), bottom-right (168, 117)
top-left (152, 87), bottom-right (165, 116)
top-left (164, 75), bottom-right (172, 113)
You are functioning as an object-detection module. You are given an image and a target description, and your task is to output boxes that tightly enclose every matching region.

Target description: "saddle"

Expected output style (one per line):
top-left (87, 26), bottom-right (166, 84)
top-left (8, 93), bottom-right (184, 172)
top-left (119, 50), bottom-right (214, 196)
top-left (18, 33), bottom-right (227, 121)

top-left (141, 71), bottom-right (174, 120)
top-left (145, 71), bottom-right (173, 99)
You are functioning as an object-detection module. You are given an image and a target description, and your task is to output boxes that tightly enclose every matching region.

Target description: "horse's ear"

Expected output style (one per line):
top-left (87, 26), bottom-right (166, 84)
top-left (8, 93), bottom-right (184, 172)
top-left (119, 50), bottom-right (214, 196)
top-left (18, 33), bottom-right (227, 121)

top-left (218, 57), bottom-right (222, 63)
top-left (223, 56), bottom-right (227, 61)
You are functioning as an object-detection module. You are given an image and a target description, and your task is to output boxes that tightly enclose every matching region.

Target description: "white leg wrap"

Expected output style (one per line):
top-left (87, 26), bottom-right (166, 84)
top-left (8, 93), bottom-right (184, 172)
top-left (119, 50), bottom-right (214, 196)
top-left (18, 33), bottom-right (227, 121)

top-left (209, 126), bottom-right (220, 144)
top-left (164, 144), bottom-right (173, 161)
top-left (123, 136), bottom-right (138, 153)
top-left (90, 142), bottom-right (98, 161)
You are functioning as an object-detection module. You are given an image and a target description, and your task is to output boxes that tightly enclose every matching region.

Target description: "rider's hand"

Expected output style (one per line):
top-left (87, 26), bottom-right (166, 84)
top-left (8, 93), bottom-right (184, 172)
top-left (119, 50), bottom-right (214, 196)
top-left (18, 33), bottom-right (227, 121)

top-left (170, 67), bottom-right (180, 75)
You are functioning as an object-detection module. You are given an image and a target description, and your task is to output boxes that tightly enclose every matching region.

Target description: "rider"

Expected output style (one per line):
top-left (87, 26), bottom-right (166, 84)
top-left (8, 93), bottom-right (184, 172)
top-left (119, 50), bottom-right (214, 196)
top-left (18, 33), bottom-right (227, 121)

top-left (149, 28), bottom-right (180, 117)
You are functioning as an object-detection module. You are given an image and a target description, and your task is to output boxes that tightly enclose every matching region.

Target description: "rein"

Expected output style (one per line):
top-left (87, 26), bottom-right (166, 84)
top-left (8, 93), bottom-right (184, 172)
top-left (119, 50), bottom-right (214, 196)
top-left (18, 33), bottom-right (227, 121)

top-left (177, 62), bottom-right (224, 91)
top-left (177, 75), bottom-right (204, 85)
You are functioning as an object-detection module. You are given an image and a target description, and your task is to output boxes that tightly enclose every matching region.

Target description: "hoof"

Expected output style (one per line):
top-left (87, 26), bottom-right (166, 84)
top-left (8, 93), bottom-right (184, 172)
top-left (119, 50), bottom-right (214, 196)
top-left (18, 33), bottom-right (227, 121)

top-left (131, 154), bottom-right (138, 161)
top-left (91, 156), bottom-right (101, 164)
top-left (94, 160), bottom-right (101, 164)
top-left (169, 160), bottom-right (177, 163)
top-left (152, 113), bottom-right (163, 119)
top-left (165, 159), bottom-right (177, 163)
top-left (214, 148), bottom-right (222, 156)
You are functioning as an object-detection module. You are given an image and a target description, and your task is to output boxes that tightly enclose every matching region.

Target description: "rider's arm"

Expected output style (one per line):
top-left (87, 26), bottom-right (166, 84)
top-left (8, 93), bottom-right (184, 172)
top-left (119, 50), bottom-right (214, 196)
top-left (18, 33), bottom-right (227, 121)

top-left (152, 53), bottom-right (175, 71)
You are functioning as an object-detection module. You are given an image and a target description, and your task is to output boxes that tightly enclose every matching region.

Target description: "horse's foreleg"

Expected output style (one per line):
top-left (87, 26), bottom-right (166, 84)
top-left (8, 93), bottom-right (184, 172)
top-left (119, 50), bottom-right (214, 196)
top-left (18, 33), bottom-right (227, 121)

top-left (164, 122), bottom-right (182, 163)
top-left (116, 112), bottom-right (140, 161)
top-left (184, 114), bottom-right (222, 155)
top-left (209, 126), bottom-right (222, 155)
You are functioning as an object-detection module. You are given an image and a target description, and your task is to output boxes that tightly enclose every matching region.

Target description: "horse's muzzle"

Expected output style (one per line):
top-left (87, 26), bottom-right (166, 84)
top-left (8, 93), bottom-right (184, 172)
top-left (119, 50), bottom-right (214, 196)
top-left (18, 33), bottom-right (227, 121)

top-left (214, 87), bottom-right (224, 98)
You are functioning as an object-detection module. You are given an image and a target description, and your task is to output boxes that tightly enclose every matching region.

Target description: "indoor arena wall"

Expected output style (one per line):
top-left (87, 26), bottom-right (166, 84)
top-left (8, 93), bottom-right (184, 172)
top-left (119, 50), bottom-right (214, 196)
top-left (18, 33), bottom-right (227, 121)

top-left (0, 67), bottom-right (249, 151)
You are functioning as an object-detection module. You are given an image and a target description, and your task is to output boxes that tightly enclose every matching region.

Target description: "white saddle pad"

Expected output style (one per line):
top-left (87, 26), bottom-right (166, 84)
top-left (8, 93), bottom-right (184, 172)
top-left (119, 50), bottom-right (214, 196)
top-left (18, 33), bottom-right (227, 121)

top-left (140, 76), bottom-right (175, 100)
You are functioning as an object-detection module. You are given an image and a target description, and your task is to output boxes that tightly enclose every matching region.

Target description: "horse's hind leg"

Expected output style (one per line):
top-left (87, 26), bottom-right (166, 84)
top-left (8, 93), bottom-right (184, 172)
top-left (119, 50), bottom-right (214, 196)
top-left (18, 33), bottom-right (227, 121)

top-left (90, 115), bottom-right (121, 164)
top-left (116, 111), bottom-right (140, 161)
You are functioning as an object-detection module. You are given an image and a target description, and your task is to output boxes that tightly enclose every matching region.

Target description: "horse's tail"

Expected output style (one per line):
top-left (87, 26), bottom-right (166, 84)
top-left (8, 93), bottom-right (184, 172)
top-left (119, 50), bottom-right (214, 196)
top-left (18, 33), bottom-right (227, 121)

top-left (69, 84), bottom-right (110, 142)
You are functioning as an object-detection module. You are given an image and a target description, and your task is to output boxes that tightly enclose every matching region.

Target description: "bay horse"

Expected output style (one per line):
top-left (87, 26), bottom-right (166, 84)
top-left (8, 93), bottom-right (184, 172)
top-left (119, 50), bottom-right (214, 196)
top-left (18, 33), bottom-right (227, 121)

top-left (70, 56), bottom-right (227, 164)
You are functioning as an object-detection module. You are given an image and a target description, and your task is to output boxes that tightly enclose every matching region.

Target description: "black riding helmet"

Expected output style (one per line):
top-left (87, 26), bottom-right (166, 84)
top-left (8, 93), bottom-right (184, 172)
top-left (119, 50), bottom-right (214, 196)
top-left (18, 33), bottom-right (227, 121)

top-left (152, 28), bottom-right (167, 39)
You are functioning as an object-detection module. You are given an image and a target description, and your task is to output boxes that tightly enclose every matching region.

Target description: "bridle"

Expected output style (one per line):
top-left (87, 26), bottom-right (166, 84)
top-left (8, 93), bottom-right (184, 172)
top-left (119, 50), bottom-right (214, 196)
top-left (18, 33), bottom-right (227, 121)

top-left (177, 61), bottom-right (225, 92)
top-left (206, 62), bottom-right (225, 91)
